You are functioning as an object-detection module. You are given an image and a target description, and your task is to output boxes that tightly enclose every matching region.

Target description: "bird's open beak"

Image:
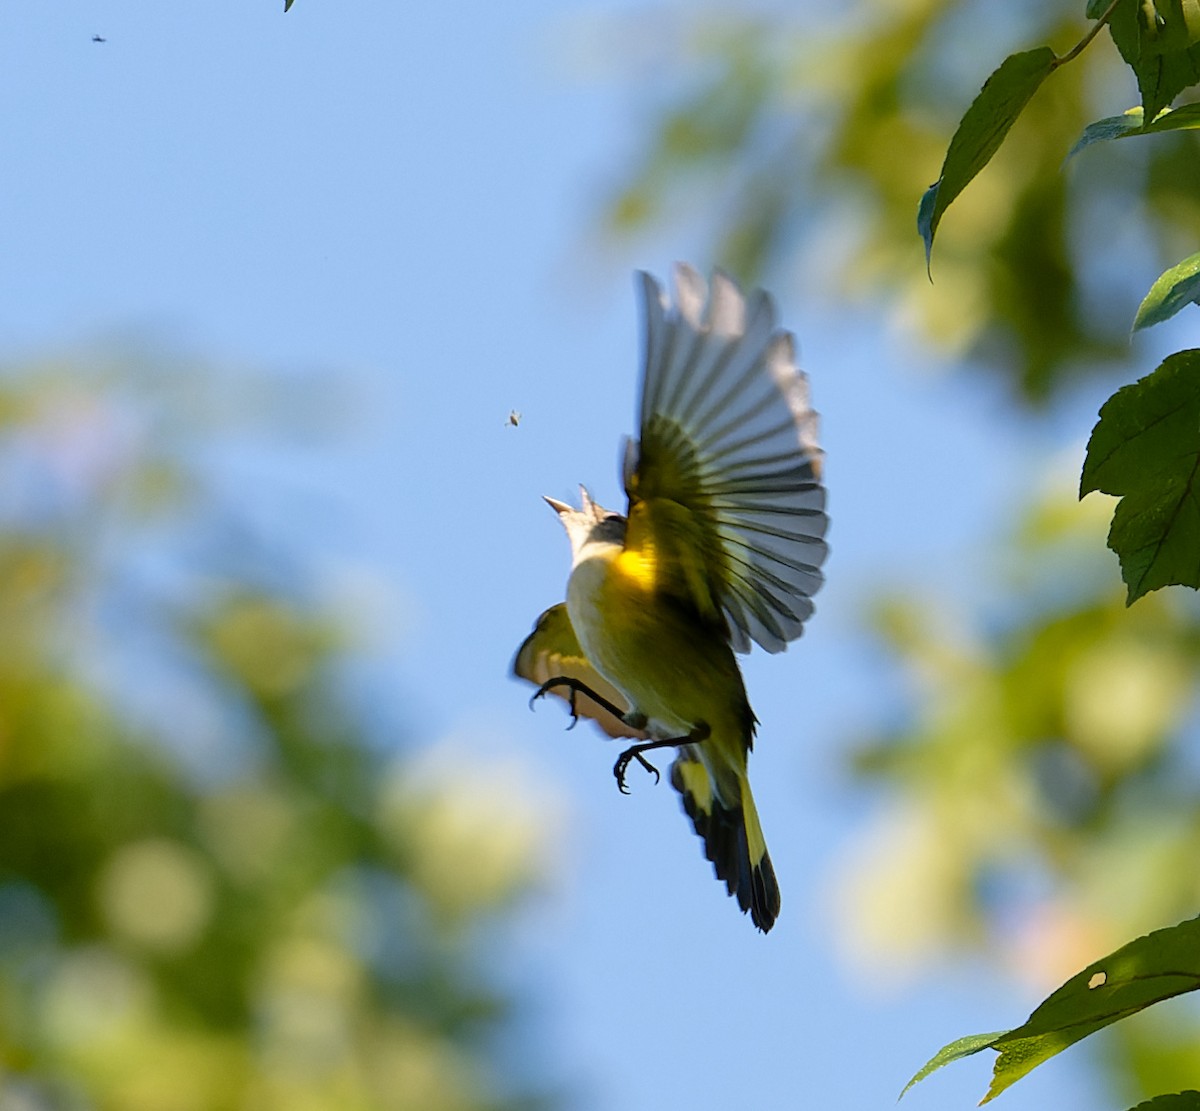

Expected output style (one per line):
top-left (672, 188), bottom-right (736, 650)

top-left (543, 495), bottom-right (572, 515)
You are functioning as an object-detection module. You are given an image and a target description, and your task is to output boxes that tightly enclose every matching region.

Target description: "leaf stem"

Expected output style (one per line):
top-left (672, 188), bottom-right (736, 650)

top-left (1054, 0), bottom-right (1124, 68)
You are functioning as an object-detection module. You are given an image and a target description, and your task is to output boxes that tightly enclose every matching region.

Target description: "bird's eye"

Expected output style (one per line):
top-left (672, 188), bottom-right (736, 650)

top-left (604, 514), bottom-right (622, 523)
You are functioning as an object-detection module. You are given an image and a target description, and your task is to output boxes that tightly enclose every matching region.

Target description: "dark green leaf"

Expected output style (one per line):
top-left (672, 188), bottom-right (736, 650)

top-left (1129, 1094), bottom-right (1200, 1111)
top-left (1081, 351), bottom-right (1200, 602)
top-left (1134, 252), bottom-right (1200, 330)
top-left (1143, 1), bottom-right (1200, 52)
top-left (1108, 0), bottom-right (1200, 120)
top-left (919, 48), bottom-right (1056, 264)
top-left (900, 1030), bottom-right (1009, 1098)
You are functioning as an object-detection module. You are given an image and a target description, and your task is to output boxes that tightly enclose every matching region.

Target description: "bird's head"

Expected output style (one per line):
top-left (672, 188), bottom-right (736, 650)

top-left (544, 486), bottom-right (626, 561)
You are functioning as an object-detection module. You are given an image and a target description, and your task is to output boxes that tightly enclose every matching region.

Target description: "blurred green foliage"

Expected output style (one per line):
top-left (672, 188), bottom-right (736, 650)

top-left (605, 0), bottom-right (1195, 402)
top-left (839, 483), bottom-right (1200, 978)
top-left (0, 356), bottom-right (549, 1111)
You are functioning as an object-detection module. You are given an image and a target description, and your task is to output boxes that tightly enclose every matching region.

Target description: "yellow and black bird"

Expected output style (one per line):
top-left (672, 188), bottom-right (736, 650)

top-left (513, 264), bottom-right (828, 933)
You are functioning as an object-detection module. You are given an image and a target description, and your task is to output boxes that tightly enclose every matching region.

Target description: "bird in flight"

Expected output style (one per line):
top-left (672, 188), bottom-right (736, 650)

top-left (513, 264), bottom-right (828, 933)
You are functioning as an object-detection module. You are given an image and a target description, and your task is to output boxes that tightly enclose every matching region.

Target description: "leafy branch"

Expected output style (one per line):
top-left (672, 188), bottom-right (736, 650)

top-left (922, 0), bottom-right (1200, 607)
top-left (918, 0), bottom-right (1122, 262)
top-left (909, 3), bottom-right (1200, 1102)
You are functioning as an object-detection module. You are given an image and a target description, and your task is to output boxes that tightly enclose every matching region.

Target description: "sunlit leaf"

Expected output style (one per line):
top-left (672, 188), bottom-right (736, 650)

top-left (919, 48), bottom-right (1056, 263)
top-left (901, 1030), bottom-right (1010, 1098)
top-left (986, 916), bottom-right (1200, 1099)
top-left (1081, 351), bottom-right (1200, 602)
top-left (905, 918), bottom-right (1200, 1103)
top-left (1134, 251), bottom-right (1200, 330)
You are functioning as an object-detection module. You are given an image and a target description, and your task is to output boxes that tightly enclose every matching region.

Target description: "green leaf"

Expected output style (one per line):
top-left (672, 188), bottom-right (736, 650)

top-left (1129, 1095), bottom-right (1200, 1111)
top-left (919, 48), bottom-right (1057, 264)
top-left (1142, 99), bottom-right (1200, 128)
top-left (1070, 101), bottom-right (1200, 152)
top-left (900, 1030), bottom-right (1009, 1098)
top-left (1081, 351), bottom-right (1200, 603)
top-left (1068, 101), bottom-right (1200, 157)
top-left (915, 183), bottom-right (938, 273)
top-left (985, 914), bottom-right (1200, 1098)
top-left (1134, 252), bottom-right (1200, 330)
top-left (1143, 0), bottom-right (1200, 53)
top-left (1069, 107), bottom-right (1148, 157)
top-left (902, 916), bottom-right (1200, 1099)
top-left (904, 917), bottom-right (1200, 1102)
top-left (1108, 0), bottom-right (1200, 120)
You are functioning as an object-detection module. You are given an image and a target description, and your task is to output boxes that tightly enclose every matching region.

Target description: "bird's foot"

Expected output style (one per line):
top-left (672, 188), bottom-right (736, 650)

top-left (612, 735), bottom-right (695, 794)
top-left (530, 676), bottom-right (627, 730)
top-left (614, 746), bottom-right (662, 793)
top-left (612, 722), bottom-right (712, 794)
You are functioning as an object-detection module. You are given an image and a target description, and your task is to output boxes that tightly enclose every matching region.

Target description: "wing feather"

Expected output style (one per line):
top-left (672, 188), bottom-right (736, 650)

top-left (624, 265), bottom-right (829, 654)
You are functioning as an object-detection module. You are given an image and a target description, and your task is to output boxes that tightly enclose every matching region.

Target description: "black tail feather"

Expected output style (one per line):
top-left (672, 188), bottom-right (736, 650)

top-left (671, 759), bottom-right (780, 933)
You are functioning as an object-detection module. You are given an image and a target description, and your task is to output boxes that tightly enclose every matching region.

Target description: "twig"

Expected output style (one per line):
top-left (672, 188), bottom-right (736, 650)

top-left (1054, 0), bottom-right (1124, 68)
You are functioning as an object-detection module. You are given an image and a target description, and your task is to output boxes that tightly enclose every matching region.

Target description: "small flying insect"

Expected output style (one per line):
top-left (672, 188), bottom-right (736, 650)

top-left (92, 34), bottom-right (106, 43)
top-left (505, 410), bottom-right (521, 428)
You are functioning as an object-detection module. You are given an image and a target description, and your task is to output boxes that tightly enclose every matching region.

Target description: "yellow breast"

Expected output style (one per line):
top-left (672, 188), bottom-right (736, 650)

top-left (613, 543), bottom-right (658, 591)
top-left (566, 545), bottom-right (648, 665)
top-left (564, 542), bottom-right (745, 741)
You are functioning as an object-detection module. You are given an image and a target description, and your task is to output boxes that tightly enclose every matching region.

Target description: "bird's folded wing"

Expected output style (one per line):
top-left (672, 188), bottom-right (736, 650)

top-left (511, 604), bottom-right (648, 740)
top-left (623, 264), bottom-right (829, 653)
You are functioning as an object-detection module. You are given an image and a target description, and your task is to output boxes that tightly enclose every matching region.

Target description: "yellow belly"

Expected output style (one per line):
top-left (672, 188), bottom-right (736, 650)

top-left (565, 547), bottom-right (748, 742)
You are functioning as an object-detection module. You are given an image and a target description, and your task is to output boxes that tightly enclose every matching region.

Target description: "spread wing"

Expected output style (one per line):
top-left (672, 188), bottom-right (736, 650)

top-left (623, 264), bottom-right (828, 653)
top-left (511, 604), bottom-right (648, 740)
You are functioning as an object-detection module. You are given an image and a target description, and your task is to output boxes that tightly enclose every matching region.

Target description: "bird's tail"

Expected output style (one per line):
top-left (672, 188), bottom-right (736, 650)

top-left (670, 746), bottom-right (780, 933)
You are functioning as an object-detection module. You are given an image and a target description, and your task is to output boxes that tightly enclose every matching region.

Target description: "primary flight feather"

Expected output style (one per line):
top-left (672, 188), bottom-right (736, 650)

top-left (513, 264), bottom-right (828, 932)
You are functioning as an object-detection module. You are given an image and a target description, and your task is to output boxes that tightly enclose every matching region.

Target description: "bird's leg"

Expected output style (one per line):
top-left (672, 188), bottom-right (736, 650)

top-left (614, 723), bottom-right (711, 794)
top-left (529, 676), bottom-right (697, 795)
top-left (530, 676), bottom-right (628, 730)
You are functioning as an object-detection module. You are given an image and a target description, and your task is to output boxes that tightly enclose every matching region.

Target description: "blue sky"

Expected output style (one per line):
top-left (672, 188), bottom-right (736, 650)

top-left (0, 3), bottom-right (1119, 1108)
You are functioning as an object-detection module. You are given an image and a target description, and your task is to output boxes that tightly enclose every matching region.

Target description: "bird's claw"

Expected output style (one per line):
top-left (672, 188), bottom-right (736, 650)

top-left (529, 678), bottom-right (581, 729)
top-left (614, 747), bottom-right (660, 794)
